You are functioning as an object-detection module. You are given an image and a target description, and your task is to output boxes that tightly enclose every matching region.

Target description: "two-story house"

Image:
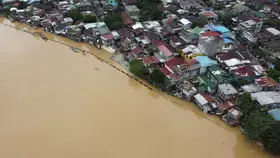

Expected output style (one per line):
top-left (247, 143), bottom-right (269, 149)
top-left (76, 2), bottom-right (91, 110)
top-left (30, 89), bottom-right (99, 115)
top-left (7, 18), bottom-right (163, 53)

top-left (173, 59), bottom-right (201, 79)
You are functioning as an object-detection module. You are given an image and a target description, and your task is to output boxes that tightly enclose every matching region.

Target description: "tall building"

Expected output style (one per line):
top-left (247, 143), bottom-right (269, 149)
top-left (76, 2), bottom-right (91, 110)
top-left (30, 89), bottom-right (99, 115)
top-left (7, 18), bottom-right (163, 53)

top-left (197, 32), bottom-right (224, 56)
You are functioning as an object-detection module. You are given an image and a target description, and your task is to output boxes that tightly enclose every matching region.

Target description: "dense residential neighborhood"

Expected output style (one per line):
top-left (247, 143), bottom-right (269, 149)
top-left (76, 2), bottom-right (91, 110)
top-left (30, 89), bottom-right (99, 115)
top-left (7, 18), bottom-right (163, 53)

top-left (1, 0), bottom-right (280, 155)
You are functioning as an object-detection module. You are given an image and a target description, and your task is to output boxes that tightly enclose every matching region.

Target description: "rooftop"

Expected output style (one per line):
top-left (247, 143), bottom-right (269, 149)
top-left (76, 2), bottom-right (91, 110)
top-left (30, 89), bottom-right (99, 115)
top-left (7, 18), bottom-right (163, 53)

top-left (195, 56), bottom-right (217, 67)
top-left (121, 12), bottom-right (134, 25)
top-left (143, 56), bottom-right (160, 65)
top-left (229, 65), bottom-right (262, 78)
top-left (266, 28), bottom-right (280, 36)
top-left (201, 11), bottom-right (218, 18)
top-left (125, 5), bottom-right (140, 12)
top-left (251, 91), bottom-right (280, 105)
top-left (143, 21), bottom-right (161, 29)
top-left (255, 77), bottom-right (279, 88)
top-left (208, 65), bottom-right (233, 81)
top-left (268, 109), bottom-right (280, 121)
top-left (152, 40), bottom-right (174, 57)
top-left (179, 18), bottom-right (191, 25)
top-left (194, 93), bottom-right (208, 105)
top-left (241, 84), bottom-right (262, 93)
top-left (218, 83), bottom-right (238, 95)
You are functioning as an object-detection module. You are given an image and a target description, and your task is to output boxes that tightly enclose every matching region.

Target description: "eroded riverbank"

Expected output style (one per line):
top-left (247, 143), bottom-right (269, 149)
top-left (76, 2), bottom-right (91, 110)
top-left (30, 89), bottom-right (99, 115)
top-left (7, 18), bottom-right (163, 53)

top-left (0, 17), bottom-right (275, 158)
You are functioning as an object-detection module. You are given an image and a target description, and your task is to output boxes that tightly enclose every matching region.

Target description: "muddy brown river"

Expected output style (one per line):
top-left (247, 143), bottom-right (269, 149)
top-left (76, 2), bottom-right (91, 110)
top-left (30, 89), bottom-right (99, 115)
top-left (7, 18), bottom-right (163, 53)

top-left (0, 17), bottom-right (276, 158)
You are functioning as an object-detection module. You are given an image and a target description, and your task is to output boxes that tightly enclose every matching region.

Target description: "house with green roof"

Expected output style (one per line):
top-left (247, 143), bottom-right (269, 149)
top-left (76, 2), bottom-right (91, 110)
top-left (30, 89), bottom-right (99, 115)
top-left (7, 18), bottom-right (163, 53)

top-left (191, 26), bottom-right (204, 35)
top-left (197, 65), bottom-right (233, 94)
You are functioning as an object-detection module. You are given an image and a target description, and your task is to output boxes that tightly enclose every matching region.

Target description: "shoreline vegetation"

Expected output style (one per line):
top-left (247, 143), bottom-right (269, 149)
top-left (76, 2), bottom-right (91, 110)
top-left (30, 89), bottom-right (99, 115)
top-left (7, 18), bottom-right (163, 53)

top-left (1, 18), bottom-right (279, 156)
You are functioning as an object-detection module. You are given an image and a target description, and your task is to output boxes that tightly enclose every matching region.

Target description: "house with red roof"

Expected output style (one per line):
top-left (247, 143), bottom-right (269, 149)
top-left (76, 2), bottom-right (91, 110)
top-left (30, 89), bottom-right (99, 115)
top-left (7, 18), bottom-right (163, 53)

top-left (131, 46), bottom-right (146, 59)
top-left (121, 12), bottom-right (134, 26)
top-left (254, 77), bottom-right (280, 91)
top-left (173, 59), bottom-right (201, 79)
top-left (143, 56), bottom-right (160, 68)
top-left (229, 65), bottom-right (265, 82)
top-left (200, 11), bottom-right (218, 21)
top-left (152, 40), bottom-right (175, 62)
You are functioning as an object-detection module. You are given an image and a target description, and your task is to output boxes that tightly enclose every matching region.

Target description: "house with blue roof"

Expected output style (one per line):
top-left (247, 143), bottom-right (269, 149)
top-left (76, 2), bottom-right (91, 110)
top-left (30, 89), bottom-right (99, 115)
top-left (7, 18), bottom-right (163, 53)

top-left (195, 56), bottom-right (217, 74)
top-left (268, 109), bottom-right (280, 121)
top-left (205, 24), bottom-right (235, 39)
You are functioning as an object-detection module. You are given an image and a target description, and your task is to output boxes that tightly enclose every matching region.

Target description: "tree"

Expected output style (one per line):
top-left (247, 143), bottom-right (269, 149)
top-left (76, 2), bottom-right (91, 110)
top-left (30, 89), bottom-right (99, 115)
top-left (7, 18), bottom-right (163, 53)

top-left (261, 121), bottom-right (280, 155)
top-left (68, 11), bottom-right (83, 22)
top-left (231, 78), bottom-right (251, 87)
top-left (83, 14), bottom-right (97, 23)
top-left (191, 16), bottom-right (208, 28)
top-left (242, 110), bottom-right (275, 141)
top-left (268, 69), bottom-right (280, 82)
top-left (17, 1), bottom-right (28, 9)
top-left (236, 93), bottom-right (256, 115)
top-left (104, 13), bottom-right (123, 30)
top-left (151, 69), bottom-right (165, 84)
top-left (129, 60), bottom-right (149, 78)
top-left (277, 0), bottom-right (280, 5)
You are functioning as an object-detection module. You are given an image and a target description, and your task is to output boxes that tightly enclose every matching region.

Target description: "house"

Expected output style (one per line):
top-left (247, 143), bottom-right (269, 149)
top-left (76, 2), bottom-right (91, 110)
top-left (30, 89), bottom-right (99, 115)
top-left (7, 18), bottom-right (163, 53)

top-left (62, 17), bottom-right (73, 26)
top-left (143, 56), bottom-right (160, 68)
top-left (131, 46), bottom-right (145, 59)
top-left (259, 40), bottom-right (280, 57)
top-left (121, 12), bottom-right (134, 26)
top-left (217, 100), bottom-right (235, 114)
top-left (195, 56), bottom-right (217, 74)
top-left (41, 19), bottom-right (52, 31)
top-left (200, 11), bottom-right (218, 22)
top-left (143, 21), bottom-right (161, 30)
top-left (251, 91), bottom-right (280, 110)
top-left (65, 25), bottom-right (82, 41)
top-left (152, 40), bottom-right (174, 62)
top-left (163, 19), bottom-right (181, 34)
top-left (194, 93), bottom-right (219, 113)
top-left (258, 28), bottom-right (280, 43)
top-left (160, 58), bottom-right (184, 86)
top-left (75, 0), bottom-right (92, 12)
top-left (176, 80), bottom-right (197, 101)
top-left (197, 65), bottom-right (233, 94)
top-left (101, 31), bottom-right (120, 46)
top-left (119, 37), bottom-right (136, 52)
top-left (179, 18), bottom-right (192, 30)
top-left (83, 22), bottom-right (110, 35)
top-left (124, 5), bottom-right (140, 21)
top-left (122, 0), bottom-right (137, 6)
top-left (241, 84), bottom-right (262, 93)
top-left (144, 30), bottom-right (159, 43)
top-left (169, 36), bottom-right (187, 50)
top-left (268, 109), bottom-right (280, 121)
top-left (216, 83), bottom-right (238, 101)
top-left (229, 65), bottom-right (265, 82)
top-left (264, 3), bottom-right (280, 17)
top-left (181, 45), bottom-right (203, 60)
top-left (216, 50), bottom-right (252, 68)
top-left (254, 77), bottom-right (280, 91)
top-left (154, 27), bottom-right (171, 41)
top-left (239, 18), bottom-right (263, 43)
top-left (222, 108), bottom-right (243, 126)
top-left (197, 32), bottom-right (224, 56)
top-left (179, 0), bottom-right (202, 10)
top-left (173, 59), bottom-right (201, 79)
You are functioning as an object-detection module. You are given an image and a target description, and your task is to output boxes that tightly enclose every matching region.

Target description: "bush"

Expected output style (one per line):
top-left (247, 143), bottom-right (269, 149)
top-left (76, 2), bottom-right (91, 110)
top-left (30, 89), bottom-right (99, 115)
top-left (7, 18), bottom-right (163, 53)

top-left (68, 10), bottom-right (83, 22)
top-left (150, 69), bottom-right (165, 84)
top-left (104, 13), bottom-right (123, 30)
top-left (83, 14), bottom-right (97, 23)
top-left (129, 60), bottom-right (149, 78)
top-left (261, 121), bottom-right (280, 155)
top-left (242, 110), bottom-right (275, 141)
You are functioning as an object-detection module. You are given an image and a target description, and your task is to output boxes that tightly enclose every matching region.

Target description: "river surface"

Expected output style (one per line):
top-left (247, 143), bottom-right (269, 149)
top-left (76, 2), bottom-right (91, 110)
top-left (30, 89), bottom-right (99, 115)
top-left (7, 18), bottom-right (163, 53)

top-left (0, 17), bottom-right (276, 158)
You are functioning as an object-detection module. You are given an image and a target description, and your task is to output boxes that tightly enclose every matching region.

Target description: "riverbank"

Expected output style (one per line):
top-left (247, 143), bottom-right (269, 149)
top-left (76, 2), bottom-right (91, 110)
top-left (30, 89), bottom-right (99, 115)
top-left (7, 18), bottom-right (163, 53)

top-left (0, 17), bottom-right (276, 158)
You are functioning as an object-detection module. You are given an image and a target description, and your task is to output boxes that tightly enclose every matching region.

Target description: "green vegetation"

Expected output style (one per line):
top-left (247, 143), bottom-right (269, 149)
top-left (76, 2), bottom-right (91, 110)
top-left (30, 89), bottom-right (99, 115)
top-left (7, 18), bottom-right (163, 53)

top-left (150, 69), bottom-right (165, 84)
top-left (104, 12), bottom-right (123, 30)
top-left (129, 60), bottom-right (149, 78)
top-left (242, 110), bottom-right (274, 141)
top-left (17, 1), bottom-right (28, 9)
top-left (277, 0), bottom-right (280, 5)
top-left (191, 16), bottom-right (208, 28)
top-left (268, 69), bottom-right (280, 82)
top-left (83, 14), bottom-right (97, 23)
top-left (231, 78), bottom-right (251, 87)
top-left (137, 0), bottom-right (163, 21)
top-left (236, 93), bottom-right (256, 115)
top-left (262, 121), bottom-right (280, 155)
top-left (68, 10), bottom-right (84, 22)
top-left (237, 93), bottom-right (280, 155)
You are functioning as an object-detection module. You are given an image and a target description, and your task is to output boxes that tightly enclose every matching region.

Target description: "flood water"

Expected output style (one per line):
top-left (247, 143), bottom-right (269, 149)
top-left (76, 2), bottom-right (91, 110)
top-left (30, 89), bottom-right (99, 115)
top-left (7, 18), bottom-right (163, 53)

top-left (0, 17), bottom-right (276, 158)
